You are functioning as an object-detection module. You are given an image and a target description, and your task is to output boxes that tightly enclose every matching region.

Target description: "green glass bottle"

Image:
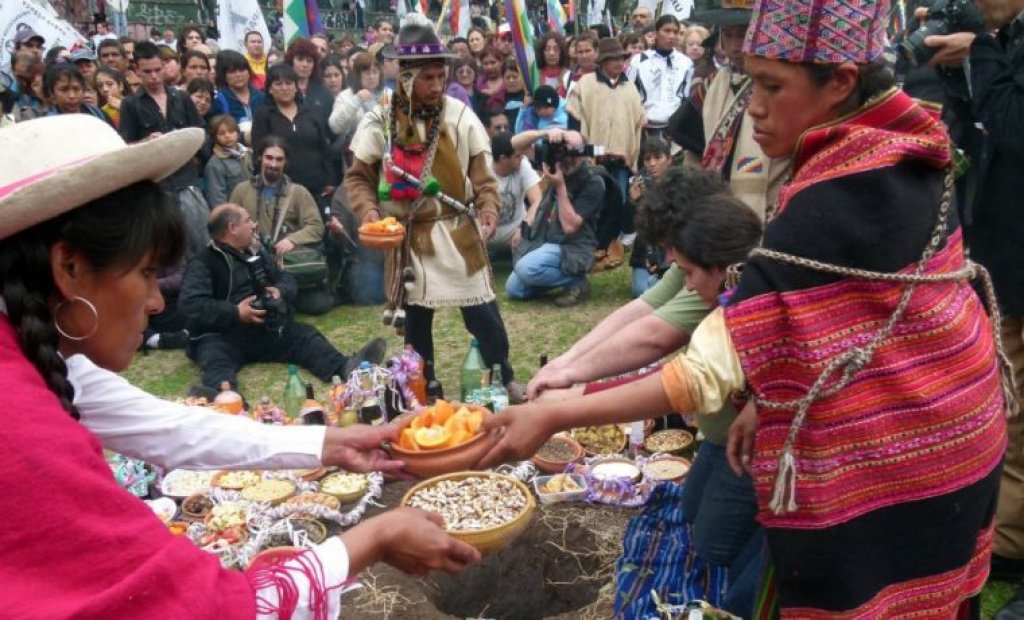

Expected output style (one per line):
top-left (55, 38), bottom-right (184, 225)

top-left (459, 338), bottom-right (486, 402)
top-left (282, 364), bottom-right (306, 420)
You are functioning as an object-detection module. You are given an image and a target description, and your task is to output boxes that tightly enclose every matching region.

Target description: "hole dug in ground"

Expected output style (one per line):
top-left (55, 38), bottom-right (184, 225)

top-left (424, 511), bottom-right (614, 619)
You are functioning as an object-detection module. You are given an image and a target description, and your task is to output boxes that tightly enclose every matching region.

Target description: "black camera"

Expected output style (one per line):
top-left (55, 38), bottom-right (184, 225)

top-left (899, 0), bottom-right (986, 66)
top-left (245, 254), bottom-right (285, 332)
top-left (536, 138), bottom-right (606, 169)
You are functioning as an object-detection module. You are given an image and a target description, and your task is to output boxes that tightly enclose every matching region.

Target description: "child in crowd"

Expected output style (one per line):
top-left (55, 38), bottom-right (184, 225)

top-left (628, 138), bottom-right (674, 297)
top-left (42, 63), bottom-right (111, 126)
top-left (94, 66), bottom-right (129, 129)
top-left (514, 85), bottom-right (568, 134)
top-left (203, 114), bottom-right (253, 207)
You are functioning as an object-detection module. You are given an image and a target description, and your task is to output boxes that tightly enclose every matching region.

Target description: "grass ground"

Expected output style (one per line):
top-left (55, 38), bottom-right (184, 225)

top-left (124, 259), bottom-right (1015, 618)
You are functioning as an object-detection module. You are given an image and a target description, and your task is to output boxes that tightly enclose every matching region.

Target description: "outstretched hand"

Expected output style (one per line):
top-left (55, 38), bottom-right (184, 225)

top-left (321, 425), bottom-right (407, 475)
top-left (473, 403), bottom-right (558, 469)
top-left (375, 508), bottom-right (482, 575)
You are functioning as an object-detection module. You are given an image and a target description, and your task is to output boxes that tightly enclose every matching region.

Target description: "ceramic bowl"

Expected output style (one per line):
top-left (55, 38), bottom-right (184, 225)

top-left (530, 435), bottom-right (585, 474)
top-left (642, 456), bottom-right (692, 484)
top-left (401, 471), bottom-right (536, 554)
top-left (388, 404), bottom-right (499, 478)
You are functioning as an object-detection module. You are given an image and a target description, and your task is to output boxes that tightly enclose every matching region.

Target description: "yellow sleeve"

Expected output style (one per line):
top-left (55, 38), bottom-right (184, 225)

top-left (660, 307), bottom-right (745, 414)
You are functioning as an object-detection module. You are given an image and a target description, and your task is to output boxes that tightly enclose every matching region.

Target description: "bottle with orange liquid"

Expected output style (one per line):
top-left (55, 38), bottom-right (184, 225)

top-left (299, 383), bottom-right (326, 425)
top-left (213, 381), bottom-right (243, 414)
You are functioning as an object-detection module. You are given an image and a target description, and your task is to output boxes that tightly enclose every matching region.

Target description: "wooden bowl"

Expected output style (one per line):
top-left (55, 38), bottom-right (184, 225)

top-left (572, 425), bottom-right (627, 456)
top-left (642, 456), bottom-right (692, 484)
top-left (181, 492), bottom-right (214, 522)
top-left (531, 435), bottom-right (585, 474)
top-left (319, 472), bottom-right (369, 503)
top-left (400, 471), bottom-right (536, 554)
top-left (359, 230), bottom-right (404, 250)
top-left (241, 479), bottom-right (297, 506)
top-left (644, 429), bottom-right (695, 456)
top-left (388, 404), bottom-right (499, 478)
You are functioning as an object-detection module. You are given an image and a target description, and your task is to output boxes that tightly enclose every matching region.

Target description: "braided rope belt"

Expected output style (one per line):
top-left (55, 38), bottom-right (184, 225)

top-left (740, 171), bottom-right (1020, 514)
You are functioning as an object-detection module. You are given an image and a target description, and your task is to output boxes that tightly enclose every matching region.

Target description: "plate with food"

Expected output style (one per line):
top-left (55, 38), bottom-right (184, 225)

top-left (572, 424), bottom-right (627, 455)
top-left (642, 456), bottom-right (691, 484)
top-left (145, 497), bottom-right (178, 524)
top-left (211, 470), bottom-right (263, 490)
top-left (241, 479), bottom-right (297, 505)
top-left (160, 470), bottom-right (216, 499)
top-left (533, 473), bottom-right (587, 505)
top-left (319, 472), bottom-right (369, 503)
top-left (644, 429), bottom-right (694, 455)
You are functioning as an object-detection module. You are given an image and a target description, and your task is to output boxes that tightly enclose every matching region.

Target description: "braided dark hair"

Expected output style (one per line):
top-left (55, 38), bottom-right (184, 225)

top-left (0, 181), bottom-right (185, 420)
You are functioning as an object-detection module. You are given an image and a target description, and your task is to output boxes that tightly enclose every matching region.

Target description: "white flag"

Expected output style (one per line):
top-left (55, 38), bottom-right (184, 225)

top-left (586, 0), bottom-right (606, 27)
top-left (1, 0), bottom-right (86, 69)
top-left (661, 0), bottom-right (693, 20)
top-left (397, 0), bottom-right (409, 17)
top-left (216, 0), bottom-right (271, 53)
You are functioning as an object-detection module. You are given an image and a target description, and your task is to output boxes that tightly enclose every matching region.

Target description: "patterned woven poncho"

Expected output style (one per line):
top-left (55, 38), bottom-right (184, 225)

top-left (724, 89), bottom-right (1007, 617)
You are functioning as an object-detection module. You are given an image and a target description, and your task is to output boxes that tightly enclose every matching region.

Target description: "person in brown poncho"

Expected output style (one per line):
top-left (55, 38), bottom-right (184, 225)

top-left (344, 13), bottom-right (521, 400)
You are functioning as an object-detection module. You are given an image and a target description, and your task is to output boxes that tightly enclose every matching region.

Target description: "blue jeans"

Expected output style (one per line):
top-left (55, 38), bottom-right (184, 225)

top-left (632, 267), bottom-right (659, 298)
top-left (681, 442), bottom-right (762, 616)
top-left (506, 243), bottom-right (582, 300)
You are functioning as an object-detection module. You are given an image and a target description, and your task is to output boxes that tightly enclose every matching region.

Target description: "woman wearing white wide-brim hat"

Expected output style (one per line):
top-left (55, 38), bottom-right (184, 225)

top-left (0, 115), bottom-right (478, 617)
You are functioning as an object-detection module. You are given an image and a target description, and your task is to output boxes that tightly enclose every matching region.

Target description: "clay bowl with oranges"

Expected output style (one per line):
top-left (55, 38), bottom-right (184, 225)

top-left (387, 400), bottom-right (498, 478)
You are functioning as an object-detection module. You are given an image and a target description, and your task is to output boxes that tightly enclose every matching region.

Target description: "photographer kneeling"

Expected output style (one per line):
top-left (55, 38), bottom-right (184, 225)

top-left (180, 204), bottom-right (385, 393)
top-left (505, 129), bottom-right (606, 307)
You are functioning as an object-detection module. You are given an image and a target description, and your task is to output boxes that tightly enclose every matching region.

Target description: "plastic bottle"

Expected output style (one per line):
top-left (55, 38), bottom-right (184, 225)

top-left (282, 365), bottom-right (306, 421)
top-left (327, 375), bottom-right (345, 425)
top-left (214, 381), bottom-right (244, 414)
top-left (300, 383), bottom-right (326, 425)
top-left (490, 364), bottom-right (509, 412)
top-left (475, 369), bottom-right (493, 411)
top-left (460, 338), bottom-right (486, 402)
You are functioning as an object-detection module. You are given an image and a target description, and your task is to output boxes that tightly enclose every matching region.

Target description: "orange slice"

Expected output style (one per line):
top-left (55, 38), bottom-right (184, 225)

top-left (447, 428), bottom-right (474, 448)
top-left (398, 428), bottom-right (420, 451)
top-left (414, 426), bottom-right (451, 449)
top-left (433, 400), bottom-right (455, 425)
top-left (410, 409), bottom-right (432, 429)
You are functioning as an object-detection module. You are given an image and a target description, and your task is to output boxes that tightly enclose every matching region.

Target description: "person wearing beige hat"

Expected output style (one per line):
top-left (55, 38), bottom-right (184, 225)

top-left (0, 115), bottom-right (479, 616)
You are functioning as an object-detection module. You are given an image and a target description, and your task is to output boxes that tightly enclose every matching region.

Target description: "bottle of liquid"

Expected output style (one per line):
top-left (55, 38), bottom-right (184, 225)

top-left (213, 381), bottom-right (244, 415)
top-left (300, 383), bottom-right (326, 425)
top-left (383, 360), bottom-right (406, 421)
top-left (490, 364), bottom-right (509, 412)
top-left (357, 361), bottom-right (386, 425)
top-left (425, 361), bottom-right (444, 405)
top-left (475, 369), bottom-right (493, 411)
top-left (405, 345), bottom-right (428, 407)
top-left (327, 375), bottom-right (345, 425)
top-left (628, 421), bottom-right (645, 458)
top-left (460, 338), bottom-right (486, 401)
top-left (282, 364), bottom-right (305, 421)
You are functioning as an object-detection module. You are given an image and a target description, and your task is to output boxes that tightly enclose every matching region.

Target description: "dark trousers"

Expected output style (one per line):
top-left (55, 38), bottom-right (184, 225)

top-left (188, 322), bottom-right (349, 390)
top-left (404, 300), bottom-right (514, 383)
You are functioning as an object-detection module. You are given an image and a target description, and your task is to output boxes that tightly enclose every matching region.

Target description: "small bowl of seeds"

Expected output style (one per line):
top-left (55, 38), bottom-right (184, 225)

top-left (401, 471), bottom-right (536, 554)
top-left (644, 429), bottom-right (694, 456)
top-left (531, 434), bottom-right (585, 474)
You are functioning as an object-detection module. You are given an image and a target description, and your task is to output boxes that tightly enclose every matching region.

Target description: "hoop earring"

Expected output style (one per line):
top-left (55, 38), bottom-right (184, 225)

top-left (53, 296), bottom-right (100, 341)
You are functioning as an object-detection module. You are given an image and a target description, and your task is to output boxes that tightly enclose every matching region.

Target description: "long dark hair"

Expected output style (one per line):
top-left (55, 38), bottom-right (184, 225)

top-left (0, 182), bottom-right (185, 419)
top-left (215, 49), bottom-right (250, 90)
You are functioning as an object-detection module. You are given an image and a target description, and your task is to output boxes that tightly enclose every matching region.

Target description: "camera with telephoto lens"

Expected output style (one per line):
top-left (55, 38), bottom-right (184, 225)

top-left (536, 138), bottom-right (606, 169)
top-left (245, 254), bottom-right (285, 331)
top-left (899, 0), bottom-right (986, 66)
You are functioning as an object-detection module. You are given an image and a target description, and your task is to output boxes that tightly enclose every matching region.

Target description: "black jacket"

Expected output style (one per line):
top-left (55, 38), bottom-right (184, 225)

top-left (251, 102), bottom-right (335, 199)
top-left (119, 86), bottom-right (207, 191)
top-left (179, 242), bottom-right (298, 337)
top-left (964, 23), bottom-right (1024, 315)
top-left (514, 163), bottom-right (605, 275)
